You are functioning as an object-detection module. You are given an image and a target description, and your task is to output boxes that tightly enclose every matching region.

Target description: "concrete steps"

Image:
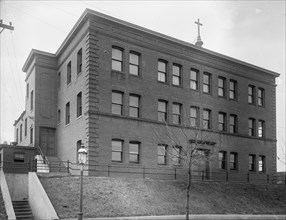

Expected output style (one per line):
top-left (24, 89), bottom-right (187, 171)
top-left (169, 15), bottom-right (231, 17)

top-left (12, 200), bottom-right (33, 220)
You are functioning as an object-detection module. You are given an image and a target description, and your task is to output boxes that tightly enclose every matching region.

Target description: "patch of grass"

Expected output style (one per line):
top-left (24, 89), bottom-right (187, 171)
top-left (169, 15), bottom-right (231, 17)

top-left (39, 176), bottom-right (286, 219)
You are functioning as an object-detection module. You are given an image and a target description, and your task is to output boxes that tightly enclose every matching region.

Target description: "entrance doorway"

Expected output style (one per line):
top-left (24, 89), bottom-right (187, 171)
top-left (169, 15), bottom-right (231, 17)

top-left (39, 127), bottom-right (56, 156)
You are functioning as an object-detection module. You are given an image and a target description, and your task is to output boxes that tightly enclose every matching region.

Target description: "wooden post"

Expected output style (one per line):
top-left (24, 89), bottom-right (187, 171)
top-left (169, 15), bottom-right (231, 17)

top-left (67, 160), bottom-right (70, 173)
top-left (174, 168), bottom-right (177, 180)
top-left (247, 172), bottom-right (250, 183)
top-left (107, 165), bottom-right (110, 177)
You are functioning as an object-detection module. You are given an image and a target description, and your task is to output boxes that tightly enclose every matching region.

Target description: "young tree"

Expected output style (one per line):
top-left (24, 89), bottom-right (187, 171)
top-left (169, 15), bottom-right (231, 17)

top-left (153, 123), bottom-right (216, 220)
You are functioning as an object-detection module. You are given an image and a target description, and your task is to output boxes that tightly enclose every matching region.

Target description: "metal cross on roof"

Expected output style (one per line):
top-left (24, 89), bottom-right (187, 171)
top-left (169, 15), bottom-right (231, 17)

top-left (195, 19), bottom-right (203, 37)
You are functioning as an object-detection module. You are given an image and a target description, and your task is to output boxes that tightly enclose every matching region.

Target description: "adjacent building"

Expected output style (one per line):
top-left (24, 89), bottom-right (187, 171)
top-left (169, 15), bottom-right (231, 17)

top-left (13, 9), bottom-right (279, 180)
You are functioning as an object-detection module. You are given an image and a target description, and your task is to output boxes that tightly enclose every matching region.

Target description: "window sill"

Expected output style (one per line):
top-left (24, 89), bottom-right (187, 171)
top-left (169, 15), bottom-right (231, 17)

top-left (77, 115), bottom-right (82, 120)
top-left (129, 73), bottom-right (141, 78)
top-left (218, 95), bottom-right (227, 99)
top-left (172, 84), bottom-right (183, 88)
top-left (257, 105), bottom-right (265, 108)
top-left (190, 88), bottom-right (199, 92)
top-left (67, 83), bottom-right (71, 87)
top-left (157, 80), bottom-right (168, 85)
top-left (229, 169), bottom-right (238, 172)
top-left (65, 123), bottom-right (70, 127)
top-left (129, 162), bottom-right (141, 166)
top-left (77, 71), bottom-right (82, 78)
top-left (111, 161), bottom-right (123, 164)
top-left (203, 92), bottom-right (212, 96)
top-left (111, 70), bottom-right (124, 74)
top-left (229, 98), bottom-right (238, 102)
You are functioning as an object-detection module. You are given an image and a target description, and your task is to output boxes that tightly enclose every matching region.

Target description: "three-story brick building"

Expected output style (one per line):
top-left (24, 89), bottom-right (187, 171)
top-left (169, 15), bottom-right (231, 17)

top-left (14, 9), bottom-right (279, 180)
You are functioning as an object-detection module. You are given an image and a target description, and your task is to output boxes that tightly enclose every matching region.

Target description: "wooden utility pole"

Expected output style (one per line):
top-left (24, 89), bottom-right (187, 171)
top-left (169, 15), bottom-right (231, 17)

top-left (0, 18), bottom-right (14, 143)
top-left (0, 19), bottom-right (14, 34)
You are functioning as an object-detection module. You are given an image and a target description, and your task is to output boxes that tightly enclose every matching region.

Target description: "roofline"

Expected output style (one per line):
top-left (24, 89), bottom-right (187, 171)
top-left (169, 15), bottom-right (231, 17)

top-left (22, 49), bottom-right (55, 72)
top-left (0, 144), bottom-right (36, 150)
top-left (13, 110), bottom-right (26, 126)
top-left (24, 9), bottom-right (280, 77)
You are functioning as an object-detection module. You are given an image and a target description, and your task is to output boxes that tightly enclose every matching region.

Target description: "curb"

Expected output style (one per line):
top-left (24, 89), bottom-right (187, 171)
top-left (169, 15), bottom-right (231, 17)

top-left (62, 214), bottom-right (286, 220)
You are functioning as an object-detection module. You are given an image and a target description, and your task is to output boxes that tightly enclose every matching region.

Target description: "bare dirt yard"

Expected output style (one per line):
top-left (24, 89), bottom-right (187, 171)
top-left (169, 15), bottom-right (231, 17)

top-left (39, 176), bottom-right (286, 219)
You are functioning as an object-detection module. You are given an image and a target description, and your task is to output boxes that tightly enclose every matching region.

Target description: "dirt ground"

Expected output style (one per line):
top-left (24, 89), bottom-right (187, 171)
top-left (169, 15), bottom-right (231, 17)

top-left (39, 176), bottom-right (286, 219)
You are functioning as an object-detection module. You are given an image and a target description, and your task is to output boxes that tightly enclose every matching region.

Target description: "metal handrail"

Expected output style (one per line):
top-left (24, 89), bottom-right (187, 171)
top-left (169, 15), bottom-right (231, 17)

top-left (35, 145), bottom-right (50, 166)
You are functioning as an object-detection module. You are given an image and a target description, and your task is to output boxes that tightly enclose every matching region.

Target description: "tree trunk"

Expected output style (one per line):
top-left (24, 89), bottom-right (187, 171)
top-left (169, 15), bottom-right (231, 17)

top-left (186, 165), bottom-right (192, 220)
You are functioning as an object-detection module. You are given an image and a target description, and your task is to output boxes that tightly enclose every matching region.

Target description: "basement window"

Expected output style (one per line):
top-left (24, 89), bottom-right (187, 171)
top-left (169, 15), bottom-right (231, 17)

top-left (14, 153), bottom-right (25, 162)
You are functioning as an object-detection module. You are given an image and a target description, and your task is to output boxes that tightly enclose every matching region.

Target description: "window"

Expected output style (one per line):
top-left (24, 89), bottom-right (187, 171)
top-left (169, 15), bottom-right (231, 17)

top-left (218, 112), bottom-right (226, 132)
top-left (20, 124), bottom-right (22, 142)
top-left (248, 85), bottom-right (255, 104)
top-left (24, 118), bottom-right (27, 136)
top-left (158, 100), bottom-right (168, 122)
top-left (158, 60), bottom-right (167, 83)
top-left (258, 120), bottom-right (265, 138)
top-left (203, 73), bottom-right (211, 94)
top-left (129, 52), bottom-right (140, 76)
top-left (203, 109), bottom-right (211, 129)
top-left (129, 94), bottom-right (140, 118)
top-left (16, 128), bottom-right (19, 143)
top-left (229, 114), bottom-right (237, 133)
top-left (58, 72), bottom-right (61, 89)
top-left (190, 106), bottom-right (199, 127)
top-left (172, 146), bottom-right (182, 166)
top-left (259, 156), bottom-right (265, 172)
top-left (76, 140), bottom-right (82, 163)
top-left (249, 154), bottom-right (256, 171)
top-left (172, 64), bottom-right (181, 86)
top-left (14, 153), bottom-right (24, 162)
top-left (77, 49), bottom-right (82, 74)
top-left (248, 118), bottom-right (255, 136)
top-left (218, 77), bottom-right (226, 97)
top-left (112, 140), bottom-right (123, 162)
top-left (57, 109), bottom-right (61, 124)
top-left (158, 144), bottom-right (167, 165)
top-left (30, 90), bottom-right (34, 111)
top-left (67, 61), bottom-right (71, 85)
top-left (229, 80), bottom-right (237, 100)
top-left (219, 151), bottom-right (226, 169)
top-left (258, 88), bottom-right (264, 107)
top-left (230, 152), bottom-right (237, 170)
top-left (77, 92), bottom-right (82, 118)
top-left (129, 142), bottom-right (140, 163)
top-left (112, 91), bottom-right (123, 115)
top-left (30, 127), bottom-right (33, 144)
top-left (112, 47), bottom-right (123, 72)
top-left (172, 103), bottom-right (182, 125)
top-left (66, 102), bottom-right (70, 125)
top-left (26, 83), bottom-right (29, 98)
top-left (190, 69), bottom-right (199, 90)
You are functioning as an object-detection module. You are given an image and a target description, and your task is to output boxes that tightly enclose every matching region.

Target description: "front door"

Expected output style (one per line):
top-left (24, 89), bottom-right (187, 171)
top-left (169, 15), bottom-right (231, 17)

top-left (39, 127), bottom-right (56, 156)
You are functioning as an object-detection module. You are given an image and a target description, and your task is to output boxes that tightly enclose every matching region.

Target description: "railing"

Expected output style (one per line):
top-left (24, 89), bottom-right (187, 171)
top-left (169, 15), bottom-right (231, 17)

top-left (35, 146), bottom-right (50, 166)
top-left (1, 160), bottom-right (285, 185)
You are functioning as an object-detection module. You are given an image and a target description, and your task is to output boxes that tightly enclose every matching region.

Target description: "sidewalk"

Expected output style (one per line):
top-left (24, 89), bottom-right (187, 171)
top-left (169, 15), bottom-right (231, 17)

top-left (62, 214), bottom-right (286, 220)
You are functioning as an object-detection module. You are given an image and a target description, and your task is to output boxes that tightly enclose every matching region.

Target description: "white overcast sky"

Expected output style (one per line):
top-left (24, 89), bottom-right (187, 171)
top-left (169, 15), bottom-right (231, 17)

top-left (0, 1), bottom-right (285, 171)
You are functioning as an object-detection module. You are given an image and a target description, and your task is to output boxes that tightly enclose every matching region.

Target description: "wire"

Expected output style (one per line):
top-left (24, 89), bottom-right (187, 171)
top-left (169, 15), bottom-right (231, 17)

top-left (10, 31), bottom-right (25, 106)
top-left (2, 32), bottom-right (24, 108)
top-left (2, 1), bottom-right (67, 34)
